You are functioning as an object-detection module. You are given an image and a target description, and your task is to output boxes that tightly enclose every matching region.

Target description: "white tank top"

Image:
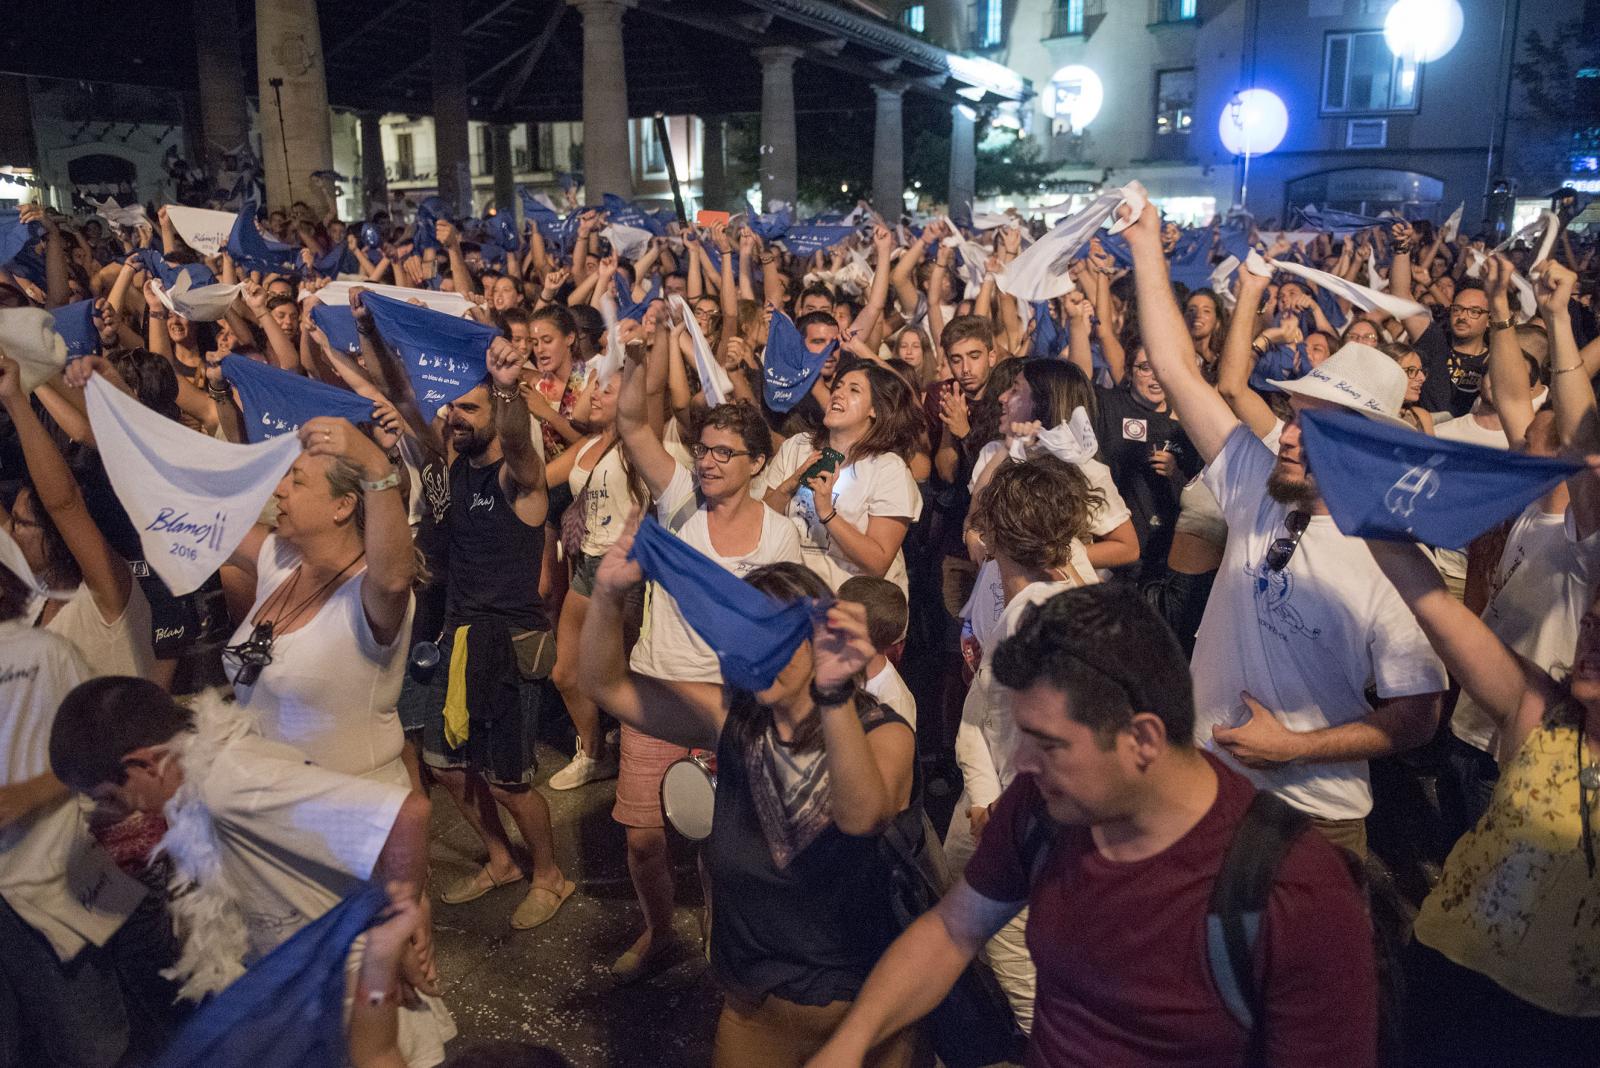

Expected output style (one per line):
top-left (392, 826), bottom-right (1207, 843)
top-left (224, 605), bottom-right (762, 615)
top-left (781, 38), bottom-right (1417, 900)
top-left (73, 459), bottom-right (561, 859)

top-left (566, 436), bottom-right (635, 557)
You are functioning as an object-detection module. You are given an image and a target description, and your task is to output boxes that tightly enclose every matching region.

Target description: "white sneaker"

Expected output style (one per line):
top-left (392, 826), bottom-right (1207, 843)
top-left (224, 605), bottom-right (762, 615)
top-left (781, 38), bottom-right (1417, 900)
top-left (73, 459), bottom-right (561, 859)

top-left (548, 743), bottom-right (619, 791)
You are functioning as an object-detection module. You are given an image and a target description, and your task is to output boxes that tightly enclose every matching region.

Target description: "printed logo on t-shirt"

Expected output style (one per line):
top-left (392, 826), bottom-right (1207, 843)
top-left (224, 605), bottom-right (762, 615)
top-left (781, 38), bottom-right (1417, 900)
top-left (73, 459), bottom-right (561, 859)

top-left (1245, 561), bottom-right (1322, 643)
top-left (1122, 418), bottom-right (1148, 442)
top-left (469, 492), bottom-right (496, 513)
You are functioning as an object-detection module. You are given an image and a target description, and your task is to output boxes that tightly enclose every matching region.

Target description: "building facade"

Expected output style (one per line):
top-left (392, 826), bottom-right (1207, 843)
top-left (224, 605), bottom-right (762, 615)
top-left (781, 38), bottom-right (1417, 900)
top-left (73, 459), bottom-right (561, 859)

top-left (911, 0), bottom-right (1590, 231)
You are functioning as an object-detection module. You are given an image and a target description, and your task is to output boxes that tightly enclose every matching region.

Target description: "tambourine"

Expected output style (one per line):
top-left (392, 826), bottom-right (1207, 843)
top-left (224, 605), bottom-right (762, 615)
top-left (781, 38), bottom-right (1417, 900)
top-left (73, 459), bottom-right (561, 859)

top-left (661, 752), bottom-right (717, 841)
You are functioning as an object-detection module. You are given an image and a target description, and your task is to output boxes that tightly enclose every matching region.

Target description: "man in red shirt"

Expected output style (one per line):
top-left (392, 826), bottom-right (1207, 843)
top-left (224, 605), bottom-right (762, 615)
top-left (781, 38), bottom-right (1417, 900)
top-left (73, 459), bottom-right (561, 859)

top-left (808, 585), bottom-right (1377, 1068)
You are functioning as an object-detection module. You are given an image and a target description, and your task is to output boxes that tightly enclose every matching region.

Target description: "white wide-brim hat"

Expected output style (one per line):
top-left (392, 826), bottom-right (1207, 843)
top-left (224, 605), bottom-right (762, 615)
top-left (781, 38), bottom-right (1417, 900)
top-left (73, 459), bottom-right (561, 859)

top-left (1267, 342), bottom-right (1412, 430)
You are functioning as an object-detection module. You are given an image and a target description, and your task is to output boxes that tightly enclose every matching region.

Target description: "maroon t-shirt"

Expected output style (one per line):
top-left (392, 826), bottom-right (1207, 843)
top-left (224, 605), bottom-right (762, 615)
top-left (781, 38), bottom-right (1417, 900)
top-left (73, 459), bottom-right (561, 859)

top-left (964, 754), bottom-right (1377, 1068)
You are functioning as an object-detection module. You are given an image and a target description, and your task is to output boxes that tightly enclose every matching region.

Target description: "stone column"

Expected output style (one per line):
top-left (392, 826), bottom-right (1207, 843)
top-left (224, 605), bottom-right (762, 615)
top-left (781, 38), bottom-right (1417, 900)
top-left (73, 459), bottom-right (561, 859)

top-left (568, 0), bottom-right (635, 199)
top-left (432, 0), bottom-right (472, 215)
top-left (256, 0), bottom-right (335, 211)
top-left (756, 46), bottom-right (802, 211)
top-left (0, 76), bottom-right (37, 175)
top-left (192, 0), bottom-right (250, 182)
top-left (948, 103), bottom-right (977, 224)
top-left (700, 116), bottom-right (726, 211)
top-left (358, 111), bottom-right (388, 215)
top-left (872, 85), bottom-right (905, 217)
top-left (491, 123), bottom-right (516, 216)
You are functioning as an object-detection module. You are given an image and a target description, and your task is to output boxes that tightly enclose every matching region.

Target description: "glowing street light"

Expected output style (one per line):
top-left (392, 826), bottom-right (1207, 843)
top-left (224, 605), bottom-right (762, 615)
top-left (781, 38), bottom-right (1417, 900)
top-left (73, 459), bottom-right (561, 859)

top-left (1219, 89), bottom-right (1288, 211)
top-left (1384, 0), bottom-right (1463, 64)
top-left (1044, 65), bottom-right (1104, 132)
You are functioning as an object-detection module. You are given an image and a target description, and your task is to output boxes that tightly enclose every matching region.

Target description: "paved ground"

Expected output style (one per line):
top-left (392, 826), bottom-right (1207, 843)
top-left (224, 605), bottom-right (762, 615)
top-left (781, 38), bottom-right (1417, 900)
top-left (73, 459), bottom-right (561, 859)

top-left (425, 740), bottom-right (721, 1068)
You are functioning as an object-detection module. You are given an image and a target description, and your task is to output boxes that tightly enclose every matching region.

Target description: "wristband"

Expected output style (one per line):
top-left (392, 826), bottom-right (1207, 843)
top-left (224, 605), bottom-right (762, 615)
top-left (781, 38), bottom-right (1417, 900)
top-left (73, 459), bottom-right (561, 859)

top-left (149, 311), bottom-right (170, 320)
top-left (819, 509), bottom-right (837, 525)
top-left (361, 469), bottom-right (401, 493)
top-left (1489, 317), bottom-right (1515, 332)
top-left (810, 677), bottom-right (858, 708)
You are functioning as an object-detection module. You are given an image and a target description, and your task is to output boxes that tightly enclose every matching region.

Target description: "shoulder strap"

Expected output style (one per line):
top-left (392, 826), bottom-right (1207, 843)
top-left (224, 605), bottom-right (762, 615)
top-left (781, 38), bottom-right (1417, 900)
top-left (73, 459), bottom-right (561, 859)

top-left (1206, 790), bottom-right (1311, 1068)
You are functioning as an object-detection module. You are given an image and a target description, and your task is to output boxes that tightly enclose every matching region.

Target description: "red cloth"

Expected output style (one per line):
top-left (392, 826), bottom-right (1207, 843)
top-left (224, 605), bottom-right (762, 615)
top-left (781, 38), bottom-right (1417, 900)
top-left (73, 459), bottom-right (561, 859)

top-left (964, 753), bottom-right (1377, 1068)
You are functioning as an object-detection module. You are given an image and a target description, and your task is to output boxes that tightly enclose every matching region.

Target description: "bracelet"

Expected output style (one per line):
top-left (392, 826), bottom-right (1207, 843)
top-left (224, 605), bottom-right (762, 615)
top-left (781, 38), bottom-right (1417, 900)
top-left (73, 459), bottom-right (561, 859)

top-left (819, 509), bottom-right (837, 525)
top-left (491, 386), bottom-right (520, 403)
top-left (361, 469), bottom-right (401, 493)
top-left (810, 676), bottom-right (858, 708)
top-left (1554, 364), bottom-right (1587, 376)
top-left (149, 311), bottom-right (170, 320)
top-left (206, 383), bottom-right (229, 398)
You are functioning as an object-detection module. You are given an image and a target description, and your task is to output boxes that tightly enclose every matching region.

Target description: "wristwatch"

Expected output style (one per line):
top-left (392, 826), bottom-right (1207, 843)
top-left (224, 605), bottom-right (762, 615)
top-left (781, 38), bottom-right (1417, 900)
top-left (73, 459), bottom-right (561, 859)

top-left (361, 469), bottom-right (401, 493)
top-left (1489, 316), bottom-right (1515, 332)
top-left (810, 677), bottom-right (858, 708)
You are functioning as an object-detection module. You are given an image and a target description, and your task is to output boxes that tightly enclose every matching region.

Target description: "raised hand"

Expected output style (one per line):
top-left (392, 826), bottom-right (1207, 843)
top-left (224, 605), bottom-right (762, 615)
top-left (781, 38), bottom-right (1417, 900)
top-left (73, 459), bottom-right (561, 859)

top-left (810, 600), bottom-right (875, 691)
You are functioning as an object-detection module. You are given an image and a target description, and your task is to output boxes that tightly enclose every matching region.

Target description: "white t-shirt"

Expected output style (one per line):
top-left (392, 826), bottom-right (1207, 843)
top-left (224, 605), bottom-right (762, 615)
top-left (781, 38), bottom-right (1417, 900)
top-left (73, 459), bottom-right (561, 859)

top-left (955, 579), bottom-right (1078, 812)
top-left (1193, 425), bottom-right (1447, 820)
top-left (766, 435), bottom-right (923, 595)
top-left (1453, 503), bottom-right (1600, 753)
top-left (0, 621), bottom-right (144, 960)
top-left (226, 535), bottom-right (412, 779)
top-left (630, 465), bottom-right (805, 684)
top-left (968, 441), bottom-right (1131, 540)
top-left (866, 660), bottom-right (917, 731)
top-left (567, 436), bottom-right (635, 557)
top-left (42, 581), bottom-right (155, 681)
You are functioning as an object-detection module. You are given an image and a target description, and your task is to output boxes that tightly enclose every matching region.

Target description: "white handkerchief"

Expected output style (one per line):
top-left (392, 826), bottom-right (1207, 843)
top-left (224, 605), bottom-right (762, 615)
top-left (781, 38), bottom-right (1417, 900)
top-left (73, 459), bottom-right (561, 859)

top-left (591, 294), bottom-right (627, 389)
top-left (670, 294), bottom-right (733, 406)
top-left (1265, 257), bottom-right (1427, 321)
top-left (1244, 250), bottom-right (1275, 278)
top-left (1008, 406), bottom-right (1099, 466)
top-left (1440, 202), bottom-right (1464, 243)
top-left (1104, 181), bottom-right (1148, 236)
top-left (995, 191), bottom-right (1121, 302)
top-left (1465, 248), bottom-right (1486, 279)
top-left (312, 281), bottom-right (472, 317)
top-left (86, 196), bottom-right (148, 230)
top-left (1531, 210), bottom-right (1560, 270)
top-left (165, 205), bottom-right (237, 256)
top-left (85, 376), bottom-right (301, 596)
top-left (0, 307), bottom-right (67, 393)
top-left (1211, 256), bottom-right (1242, 308)
top-left (1510, 270), bottom-right (1537, 322)
top-left (603, 223), bottom-right (653, 261)
top-left (0, 525), bottom-right (71, 621)
top-left (1365, 253), bottom-right (1387, 291)
top-left (158, 274), bottom-right (244, 322)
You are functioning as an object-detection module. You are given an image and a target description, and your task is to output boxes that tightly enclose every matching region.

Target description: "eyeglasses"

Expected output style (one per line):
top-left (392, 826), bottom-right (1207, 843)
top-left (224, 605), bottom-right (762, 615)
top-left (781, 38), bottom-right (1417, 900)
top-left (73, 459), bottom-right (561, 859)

top-left (1265, 511), bottom-right (1311, 572)
top-left (691, 443), bottom-right (754, 464)
top-left (223, 621), bottom-right (275, 687)
top-left (1130, 362), bottom-right (1155, 376)
top-left (1448, 305), bottom-right (1488, 320)
top-left (1402, 366), bottom-right (1426, 380)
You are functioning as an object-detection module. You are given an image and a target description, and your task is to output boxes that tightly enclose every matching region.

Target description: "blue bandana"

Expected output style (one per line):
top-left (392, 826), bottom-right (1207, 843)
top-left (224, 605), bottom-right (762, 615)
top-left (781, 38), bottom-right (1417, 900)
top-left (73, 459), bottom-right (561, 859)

top-left (227, 203), bottom-right (299, 275)
top-left (762, 310), bottom-right (834, 412)
top-left (134, 250), bottom-right (217, 291)
top-left (1297, 205), bottom-right (1387, 235)
top-left (0, 209), bottom-right (34, 268)
top-left (603, 194), bottom-right (667, 237)
top-left (746, 202), bottom-right (791, 242)
top-left (309, 303), bottom-right (361, 354)
top-left (519, 188), bottom-right (579, 258)
top-left (310, 243), bottom-right (355, 279)
top-left (1027, 301), bottom-right (1066, 360)
top-left (150, 883), bottom-right (387, 1068)
top-left (412, 196), bottom-right (446, 252)
top-left (613, 274), bottom-right (661, 323)
top-left (1300, 407), bottom-right (1583, 550)
top-left (628, 514), bottom-right (815, 692)
top-left (485, 213), bottom-right (520, 252)
top-left (220, 355), bottom-right (374, 441)
top-left (50, 299), bottom-right (98, 359)
top-left (1168, 227), bottom-right (1216, 292)
top-left (782, 224), bottom-right (856, 259)
top-left (1218, 225), bottom-right (1254, 263)
top-left (361, 291), bottom-right (499, 410)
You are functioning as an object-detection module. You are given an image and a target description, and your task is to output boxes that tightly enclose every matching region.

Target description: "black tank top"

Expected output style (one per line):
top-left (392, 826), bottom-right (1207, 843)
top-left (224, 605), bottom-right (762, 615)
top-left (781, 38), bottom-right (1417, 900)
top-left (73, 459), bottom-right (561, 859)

top-left (444, 456), bottom-right (548, 632)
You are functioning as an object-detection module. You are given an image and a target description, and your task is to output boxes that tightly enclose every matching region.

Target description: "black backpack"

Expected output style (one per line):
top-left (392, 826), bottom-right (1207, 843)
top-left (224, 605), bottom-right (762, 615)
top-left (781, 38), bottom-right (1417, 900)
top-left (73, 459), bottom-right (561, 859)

top-left (1025, 790), bottom-right (1405, 1068)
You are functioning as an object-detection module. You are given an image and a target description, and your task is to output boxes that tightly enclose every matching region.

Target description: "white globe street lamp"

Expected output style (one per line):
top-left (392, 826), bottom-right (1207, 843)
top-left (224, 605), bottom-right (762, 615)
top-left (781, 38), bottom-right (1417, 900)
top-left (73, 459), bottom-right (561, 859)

top-left (1384, 0), bottom-right (1464, 64)
top-left (1219, 89), bottom-right (1288, 211)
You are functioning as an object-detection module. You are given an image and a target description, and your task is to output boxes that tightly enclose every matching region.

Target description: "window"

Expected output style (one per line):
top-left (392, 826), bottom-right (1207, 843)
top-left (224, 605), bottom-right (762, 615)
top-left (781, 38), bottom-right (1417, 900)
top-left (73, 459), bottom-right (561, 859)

top-left (1152, 0), bottom-right (1195, 23)
top-left (395, 132), bottom-right (414, 180)
top-left (1050, 0), bottom-right (1084, 36)
top-left (901, 3), bottom-right (925, 32)
top-left (977, 0), bottom-right (1004, 47)
top-left (1155, 68), bottom-right (1195, 135)
top-left (1322, 31), bottom-right (1419, 113)
top-left (639, 121), bottom-right (667, 175)
top-left (527, 123), bottom-right (555, 171)
top-left (476, 125), bottom-right (493, 176)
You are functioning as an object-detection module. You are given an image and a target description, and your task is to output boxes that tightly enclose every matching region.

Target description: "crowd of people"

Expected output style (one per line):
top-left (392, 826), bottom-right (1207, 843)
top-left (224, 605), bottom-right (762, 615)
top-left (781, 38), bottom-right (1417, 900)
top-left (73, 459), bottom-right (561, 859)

top-left (1, 172), bottom-right (1599, 1068)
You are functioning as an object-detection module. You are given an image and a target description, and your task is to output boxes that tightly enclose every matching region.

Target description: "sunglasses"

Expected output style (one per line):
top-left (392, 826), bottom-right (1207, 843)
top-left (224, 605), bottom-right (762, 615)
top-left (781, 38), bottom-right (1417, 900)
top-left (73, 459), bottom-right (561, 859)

top-left (1265, 511), bottom-right (1311, 572)
top-left (224, 621), bottom-right (276, 687)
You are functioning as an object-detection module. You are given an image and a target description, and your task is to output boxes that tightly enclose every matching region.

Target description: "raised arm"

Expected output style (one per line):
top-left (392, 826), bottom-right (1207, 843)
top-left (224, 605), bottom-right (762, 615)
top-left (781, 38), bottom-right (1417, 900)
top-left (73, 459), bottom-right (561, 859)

top-left (485, 339), bottom-right (548, 527)
top-left (615, 328), bottom-right (681, 498)
top-left (1482, 255), bottom-right (1536, 451)
top-left (298, 417), bottom-right (415, 646)
top-left (1216, 269), bottom-right (1279, 439)
top-left (0, 352), bottom-right (131, 620)
top-left (1126, 206), bottom-right (1238, 462)
top-left (1388, 222), bottom-right (1433, 343)
top-left (1540, 260), bottom-right (1600, 541)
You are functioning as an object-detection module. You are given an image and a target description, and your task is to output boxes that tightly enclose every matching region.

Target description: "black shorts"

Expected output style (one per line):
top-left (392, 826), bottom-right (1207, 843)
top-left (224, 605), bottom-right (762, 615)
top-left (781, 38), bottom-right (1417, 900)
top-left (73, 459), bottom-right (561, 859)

top-left (420, 628), bottom-right (545, 786)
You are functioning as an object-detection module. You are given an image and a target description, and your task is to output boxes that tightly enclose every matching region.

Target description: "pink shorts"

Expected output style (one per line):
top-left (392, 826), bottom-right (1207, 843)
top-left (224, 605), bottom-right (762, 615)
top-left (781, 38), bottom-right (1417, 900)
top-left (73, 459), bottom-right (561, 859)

top-left (611, 724), bottom-right (690, 828)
